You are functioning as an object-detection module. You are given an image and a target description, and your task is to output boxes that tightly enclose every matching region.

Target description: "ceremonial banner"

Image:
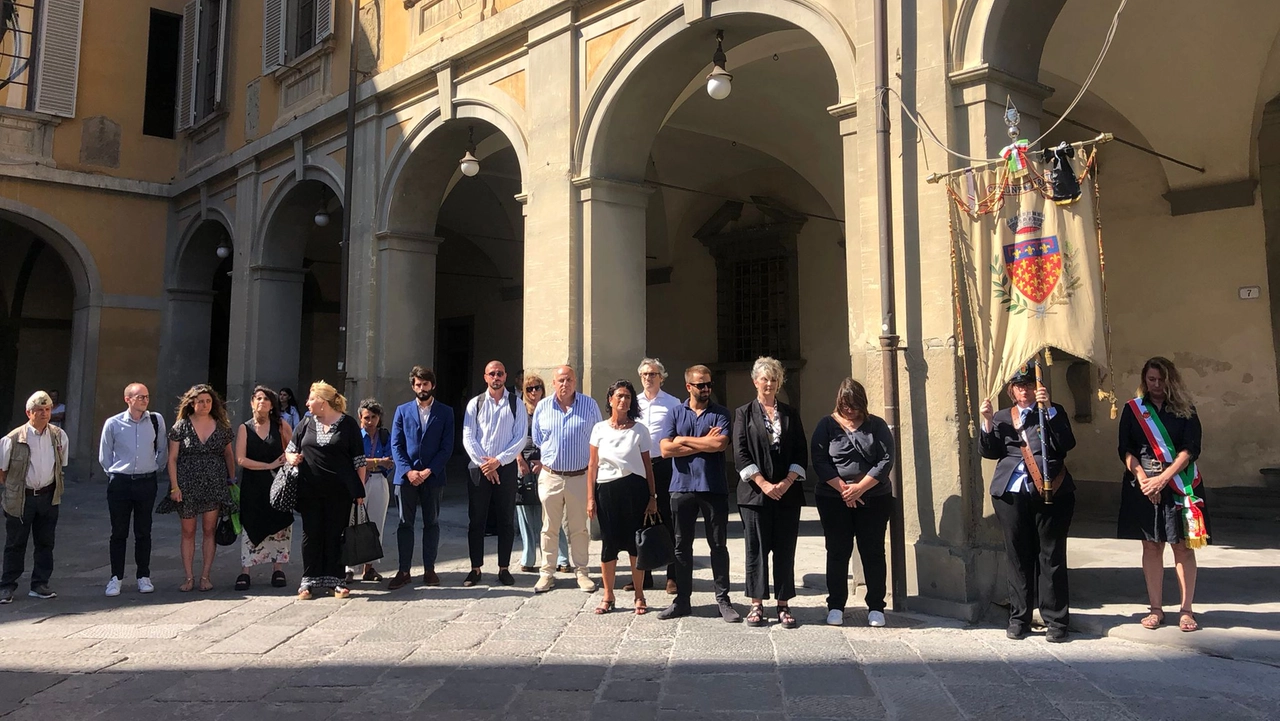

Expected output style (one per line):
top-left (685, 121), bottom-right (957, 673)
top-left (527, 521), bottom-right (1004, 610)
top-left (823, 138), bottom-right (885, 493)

top-left (948, 156), bottom-right (1109, 401)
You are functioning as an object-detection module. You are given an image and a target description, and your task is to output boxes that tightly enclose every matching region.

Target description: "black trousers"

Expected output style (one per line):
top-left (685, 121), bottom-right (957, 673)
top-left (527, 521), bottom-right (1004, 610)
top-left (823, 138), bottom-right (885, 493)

top-left (670, 491), bottom-right (731, 606)
top-left (467, 462), bottom-right (518, 568)
top-left (107, 472), bottom-right (158, 579)
top-left (2, 491), bottom-right (59, 591)
top-left (297, 477), bottom-right (353, 588)
top-left (739, 502), bottom-right (801, 602)
top-left (993, 490), bottom-right (1075, 630)
top-left (816, 492), bottom-right (891, 612)
top-left (397, 482), bottom-right (444, 574)
top-left (640, 458), bottom-right (676, 585)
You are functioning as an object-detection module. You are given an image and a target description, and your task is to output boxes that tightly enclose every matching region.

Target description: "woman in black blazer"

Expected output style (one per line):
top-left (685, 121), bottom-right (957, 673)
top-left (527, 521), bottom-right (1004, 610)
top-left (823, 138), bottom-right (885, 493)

top-left (732, 357), bottom-right (807, 628)
top-left (978, 362), bottom-right (1076, 642)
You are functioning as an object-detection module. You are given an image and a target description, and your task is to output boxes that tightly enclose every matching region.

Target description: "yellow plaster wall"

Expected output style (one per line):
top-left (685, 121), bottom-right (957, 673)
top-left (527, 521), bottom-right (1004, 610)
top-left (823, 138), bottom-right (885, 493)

top-left (95, 307), bottom-right (163, 426)
top-left (0, 179), bottom-right (168, 297)
top-left (50, 0), bottom-right (186, 183)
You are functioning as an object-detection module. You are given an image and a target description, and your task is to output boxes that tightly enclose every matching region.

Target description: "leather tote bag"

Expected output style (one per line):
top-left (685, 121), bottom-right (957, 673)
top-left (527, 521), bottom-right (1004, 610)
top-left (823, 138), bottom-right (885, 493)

top-left (215, 514), bottom-right (238, 546)
top-left (340, 503), bottom-right (384, 567)
top-left (635, 511), bottom-right (675, 571)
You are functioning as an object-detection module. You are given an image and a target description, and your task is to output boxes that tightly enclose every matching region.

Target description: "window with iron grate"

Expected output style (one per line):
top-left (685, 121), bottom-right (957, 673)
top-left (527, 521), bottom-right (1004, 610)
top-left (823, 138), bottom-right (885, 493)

top-left (720, 255), bottom-right (793, 363)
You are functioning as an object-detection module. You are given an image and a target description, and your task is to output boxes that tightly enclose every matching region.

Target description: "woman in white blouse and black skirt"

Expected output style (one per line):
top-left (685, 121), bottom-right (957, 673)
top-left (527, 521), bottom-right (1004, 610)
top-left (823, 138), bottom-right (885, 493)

top-left (586, 379), bottom-right (658, 615)
top-left (732, 357), bottom-right (807, 629)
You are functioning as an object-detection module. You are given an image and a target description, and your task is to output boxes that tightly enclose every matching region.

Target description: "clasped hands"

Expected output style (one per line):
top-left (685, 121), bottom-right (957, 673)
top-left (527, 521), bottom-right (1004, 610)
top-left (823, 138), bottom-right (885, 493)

top-left (756, 474), bottom-right (796, 501)
top-left (479, 457), bottom-right (501, 484)
top-left (1136, 469), bottom-right (1170, 504)
top-left (834, 480), bottom-right (868, 508)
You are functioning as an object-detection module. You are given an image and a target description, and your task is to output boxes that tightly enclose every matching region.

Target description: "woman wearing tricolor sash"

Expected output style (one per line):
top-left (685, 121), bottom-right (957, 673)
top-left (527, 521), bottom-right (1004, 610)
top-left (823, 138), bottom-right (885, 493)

top-left (1117, 357), bottom-right (1209, 633)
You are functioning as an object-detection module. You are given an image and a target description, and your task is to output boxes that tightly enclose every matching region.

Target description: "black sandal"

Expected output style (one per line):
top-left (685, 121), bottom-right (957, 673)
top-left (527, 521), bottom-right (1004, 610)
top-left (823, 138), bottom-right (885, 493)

top-left (746, 603), bottom-right (767, 627)
top-left (270, 571), bottom-right (287, 588)
top-left (777, 606), bottom-right (797, 629)
top-left (234, 574), bottom-right (251, 591)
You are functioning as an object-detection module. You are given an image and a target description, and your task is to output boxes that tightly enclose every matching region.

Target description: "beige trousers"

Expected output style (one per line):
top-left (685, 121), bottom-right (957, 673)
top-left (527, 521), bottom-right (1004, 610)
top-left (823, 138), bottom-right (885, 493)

top-left (538, 468), bottom-right (589, 575)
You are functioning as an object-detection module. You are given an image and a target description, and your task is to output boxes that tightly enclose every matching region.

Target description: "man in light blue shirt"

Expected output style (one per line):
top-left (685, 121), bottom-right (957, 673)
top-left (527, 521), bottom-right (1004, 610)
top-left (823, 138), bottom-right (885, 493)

top-left (530, 365), bottom-right (600, 593)
top-left (98, 383), bottom-right (165, 597)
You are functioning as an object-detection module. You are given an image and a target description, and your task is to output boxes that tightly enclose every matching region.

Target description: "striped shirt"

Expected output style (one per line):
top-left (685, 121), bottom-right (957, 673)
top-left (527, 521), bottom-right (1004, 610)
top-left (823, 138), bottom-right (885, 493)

top-left (463, 388), bottom-right (528, 467)
top-left (532, 392), bottom-right (602, 472)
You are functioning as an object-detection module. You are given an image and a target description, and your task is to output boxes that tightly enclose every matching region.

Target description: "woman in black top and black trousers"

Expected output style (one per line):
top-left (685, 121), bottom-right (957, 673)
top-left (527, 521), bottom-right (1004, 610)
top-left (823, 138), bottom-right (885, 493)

top-left (978, 362), bottom-right (1076, 642)
top-left (285, 381), bottom-right (367, 600)
top-left (811, 378), bottom-right (894, 628)
top-left (732, 357), bottom-right (807, 629)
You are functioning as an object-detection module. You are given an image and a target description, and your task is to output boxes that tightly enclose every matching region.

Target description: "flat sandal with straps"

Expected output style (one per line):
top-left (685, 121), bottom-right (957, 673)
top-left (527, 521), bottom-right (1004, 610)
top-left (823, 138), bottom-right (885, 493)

top-left (1140, 608), bottom-right (1164, 629)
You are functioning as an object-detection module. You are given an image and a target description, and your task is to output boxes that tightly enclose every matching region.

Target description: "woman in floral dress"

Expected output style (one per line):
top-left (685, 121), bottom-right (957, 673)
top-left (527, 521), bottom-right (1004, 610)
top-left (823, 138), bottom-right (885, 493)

top-left (157, 384), bottom-right (237, 592)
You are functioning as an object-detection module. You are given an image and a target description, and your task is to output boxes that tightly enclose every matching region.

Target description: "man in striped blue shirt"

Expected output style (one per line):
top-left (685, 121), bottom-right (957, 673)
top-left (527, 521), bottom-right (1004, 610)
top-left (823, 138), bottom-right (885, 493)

top-left (530, 365), bottom-right (601, 593)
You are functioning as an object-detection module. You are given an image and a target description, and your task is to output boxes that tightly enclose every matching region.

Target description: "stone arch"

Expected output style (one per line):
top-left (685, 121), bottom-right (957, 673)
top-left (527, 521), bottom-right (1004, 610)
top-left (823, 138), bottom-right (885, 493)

top-left (577, 0), bottom-right (856, 181)
top-left (255, 165), bottom-right (344, 267)
top-left (378, 100), bottom-right (529, 236)
top-left (169, 206), bottom-right (234, 289)
top-left (950, 0), bottom-right (1067, 78)
top-left (0, 196), bottom-right (104, 475)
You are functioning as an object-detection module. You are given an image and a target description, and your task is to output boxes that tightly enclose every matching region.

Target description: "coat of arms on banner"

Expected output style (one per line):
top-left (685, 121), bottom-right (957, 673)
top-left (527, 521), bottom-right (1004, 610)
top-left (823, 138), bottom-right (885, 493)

top-left (992, 210), bottom-right (1081, 316)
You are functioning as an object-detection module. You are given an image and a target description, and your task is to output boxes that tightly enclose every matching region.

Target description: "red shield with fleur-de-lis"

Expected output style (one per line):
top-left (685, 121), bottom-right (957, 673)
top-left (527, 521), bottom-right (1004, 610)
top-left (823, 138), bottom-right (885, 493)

top-left (1002, 235), bottom-right (1062, 303)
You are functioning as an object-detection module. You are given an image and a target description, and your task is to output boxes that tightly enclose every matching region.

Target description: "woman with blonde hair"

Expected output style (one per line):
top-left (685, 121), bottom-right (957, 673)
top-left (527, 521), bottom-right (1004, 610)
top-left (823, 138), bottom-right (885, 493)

top-left (1117, 356), bottom-right (1209, 632)
top-left (157, 384), bottom-right (237, 592)
top-left (285, 382), bottom-right (367, 599)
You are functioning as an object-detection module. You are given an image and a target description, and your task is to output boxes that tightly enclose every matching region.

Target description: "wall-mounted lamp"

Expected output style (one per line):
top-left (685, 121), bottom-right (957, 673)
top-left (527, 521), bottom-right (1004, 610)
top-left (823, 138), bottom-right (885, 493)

top-left (706, 30), bottom-right (732, 100)
top-left (215, 239), bottom-right (232, 259)
top-left (459, 126), bottom-right (480, 177)
top-left (314, 209), bottom-right (331, 227)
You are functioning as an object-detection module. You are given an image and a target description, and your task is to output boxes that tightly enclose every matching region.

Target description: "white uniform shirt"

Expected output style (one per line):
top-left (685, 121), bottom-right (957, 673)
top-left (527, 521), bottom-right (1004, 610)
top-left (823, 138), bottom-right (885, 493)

top-left (589, 421), bottom-right (651, 483)
top-left (0, 424), bottom-right (70, 489)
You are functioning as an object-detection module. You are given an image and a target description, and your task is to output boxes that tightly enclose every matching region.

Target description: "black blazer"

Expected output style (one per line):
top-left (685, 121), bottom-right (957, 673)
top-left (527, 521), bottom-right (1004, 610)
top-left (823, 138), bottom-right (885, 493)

top-left (979, 402), bottom-right (1076, 497)
top-left (732, 400), bottom-right (807, 507)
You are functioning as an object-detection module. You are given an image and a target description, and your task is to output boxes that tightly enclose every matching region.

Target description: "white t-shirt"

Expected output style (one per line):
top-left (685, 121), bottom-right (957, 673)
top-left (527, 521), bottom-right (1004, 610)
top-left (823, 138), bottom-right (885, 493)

top-left (589, 421), bottom-right (651, 483)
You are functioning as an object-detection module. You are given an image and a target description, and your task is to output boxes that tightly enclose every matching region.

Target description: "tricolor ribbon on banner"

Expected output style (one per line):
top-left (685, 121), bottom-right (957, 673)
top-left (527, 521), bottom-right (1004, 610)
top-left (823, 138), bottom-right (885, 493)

top-left (1000, 139), bottom-right (1031, 178)
top-left (1127, 397), bottom-right (1209, 548)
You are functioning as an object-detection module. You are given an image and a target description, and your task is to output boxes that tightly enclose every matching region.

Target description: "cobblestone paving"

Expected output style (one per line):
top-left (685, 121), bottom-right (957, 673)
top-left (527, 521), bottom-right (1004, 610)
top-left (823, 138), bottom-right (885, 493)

top-left (1, 489), bottom-right (1277, 720)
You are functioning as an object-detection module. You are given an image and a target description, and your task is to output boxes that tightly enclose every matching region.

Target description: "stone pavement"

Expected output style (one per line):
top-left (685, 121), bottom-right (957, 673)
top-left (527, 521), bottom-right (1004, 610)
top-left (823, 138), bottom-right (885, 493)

top-left (1, 482), bottom-right (1278, 720)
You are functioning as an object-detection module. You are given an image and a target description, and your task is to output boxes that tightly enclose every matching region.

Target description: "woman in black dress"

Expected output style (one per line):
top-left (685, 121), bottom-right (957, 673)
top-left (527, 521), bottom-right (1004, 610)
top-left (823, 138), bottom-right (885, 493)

top-left (157, 384), bottom-right (236, 592)
top-left (732, 357), bottom-right (807, 629)
top-left (285, 381), bottom-right (367, 599)
top-left (1118, 357), bottom-right (1208, 632)
top-left (811, 378), bottom-right (894, 628)
top-left (235, 386), bottom-right (294, 591)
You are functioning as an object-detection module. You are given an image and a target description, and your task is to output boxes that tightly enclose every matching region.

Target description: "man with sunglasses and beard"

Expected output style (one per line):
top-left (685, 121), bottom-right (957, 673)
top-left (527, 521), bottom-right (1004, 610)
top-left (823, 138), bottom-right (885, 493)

top-left (658, 365), bottom-right (739, 622)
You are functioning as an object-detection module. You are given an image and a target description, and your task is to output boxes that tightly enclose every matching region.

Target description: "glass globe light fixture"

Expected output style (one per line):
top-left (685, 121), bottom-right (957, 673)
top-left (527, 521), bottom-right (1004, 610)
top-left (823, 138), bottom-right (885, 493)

top-left (705, 30), bottom-right (732, 100)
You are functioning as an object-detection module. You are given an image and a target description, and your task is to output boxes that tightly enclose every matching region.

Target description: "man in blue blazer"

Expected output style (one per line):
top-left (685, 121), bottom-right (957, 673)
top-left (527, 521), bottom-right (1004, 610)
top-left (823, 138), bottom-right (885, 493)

top-left (388, 366), bottom-right (454, 590)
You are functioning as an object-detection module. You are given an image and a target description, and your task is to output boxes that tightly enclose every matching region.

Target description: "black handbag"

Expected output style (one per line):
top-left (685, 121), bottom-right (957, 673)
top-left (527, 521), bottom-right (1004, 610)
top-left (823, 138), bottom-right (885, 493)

top-left (215, 515), bottom-right (238, 546)
top-left (340, 503), bottom-right (384, 567)
top-left (635, 511), bottom-right (674, 571)
top-left (269, 465), bottom-right (298, 512)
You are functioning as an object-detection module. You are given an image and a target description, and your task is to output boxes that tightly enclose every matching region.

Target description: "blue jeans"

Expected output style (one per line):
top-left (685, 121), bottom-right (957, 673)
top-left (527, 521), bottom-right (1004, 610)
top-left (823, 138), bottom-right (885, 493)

top-left (396, 483), bottom-right (444, 574)
top-left (516, 503), bottom-right (567, 569)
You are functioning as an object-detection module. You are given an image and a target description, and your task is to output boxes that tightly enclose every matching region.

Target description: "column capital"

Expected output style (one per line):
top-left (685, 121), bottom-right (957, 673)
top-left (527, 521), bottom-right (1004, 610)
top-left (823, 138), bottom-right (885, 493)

top-left (572, 176), bottom-right (653, 208)
top-left (248, 264), bottom-right (307, 283)
top-left (827, 101), bottom-right (858, 137)
top-left (949, 63), bottom-right (1054, 109)
top-left (376, 230), bottom-right (443, 255)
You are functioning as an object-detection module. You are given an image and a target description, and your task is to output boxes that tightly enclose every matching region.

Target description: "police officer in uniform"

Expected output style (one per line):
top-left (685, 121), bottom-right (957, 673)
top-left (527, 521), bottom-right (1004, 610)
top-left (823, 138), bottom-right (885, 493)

top-left (979, 362), bottom-right (1076, 642)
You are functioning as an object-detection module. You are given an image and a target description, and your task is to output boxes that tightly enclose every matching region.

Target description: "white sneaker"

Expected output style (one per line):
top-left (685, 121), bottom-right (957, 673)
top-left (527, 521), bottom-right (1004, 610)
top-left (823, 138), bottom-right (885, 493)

top-left (105, 577), bottom-right (122, 597)
top-left (826, 609), bottom-right (844, 626)
top-left (868, 610), bottom-right (886, 627)
top-left (137, 577), bottom-right (155, 594)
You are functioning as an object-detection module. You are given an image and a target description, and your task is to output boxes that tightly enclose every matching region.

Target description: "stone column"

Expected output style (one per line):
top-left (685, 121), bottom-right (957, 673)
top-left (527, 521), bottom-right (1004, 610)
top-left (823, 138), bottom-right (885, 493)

top-left (161, 288), bottom-right (216, 406)
top-left (225, 160), bottom-right (260, 419)
top-left (342, 100), bottom-right (383, 402)
top-left (574, 177), bottom-right (651, 400)
top-left (243, 264), bottom-right (306, 405)
top-left (375, 232), bottom-right (441, 399)
top-left (522, 9), bottom-right (578, 381)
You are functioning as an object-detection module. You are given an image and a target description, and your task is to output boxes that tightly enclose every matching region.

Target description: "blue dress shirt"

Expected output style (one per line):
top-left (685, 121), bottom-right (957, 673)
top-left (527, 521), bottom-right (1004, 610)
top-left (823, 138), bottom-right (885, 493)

top-left (99, 410), bottom-right (166, 475)
top-left (531, 393), bottom-right (601, 472)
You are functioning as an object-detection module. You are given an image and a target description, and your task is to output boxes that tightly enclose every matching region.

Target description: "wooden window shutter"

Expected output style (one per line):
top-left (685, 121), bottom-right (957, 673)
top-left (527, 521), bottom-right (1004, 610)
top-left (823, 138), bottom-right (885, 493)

top-left (263, 0), bottom-right (286, 73)
top-left (32, 0), bottom-right (85, 118)
top-left (316, 0), bottom-right (335, 43)
top-left (213, 0), bottom-right (230, 107)
top-left (177, 0), bottom-right (200, 130)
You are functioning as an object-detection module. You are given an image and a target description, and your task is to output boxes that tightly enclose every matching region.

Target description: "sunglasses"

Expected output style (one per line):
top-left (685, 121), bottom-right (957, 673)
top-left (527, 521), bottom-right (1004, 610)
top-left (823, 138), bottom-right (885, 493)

top-left (688, 382), bottom-right (713, 390)
top-left (526, 385), bottom-right (544, 392)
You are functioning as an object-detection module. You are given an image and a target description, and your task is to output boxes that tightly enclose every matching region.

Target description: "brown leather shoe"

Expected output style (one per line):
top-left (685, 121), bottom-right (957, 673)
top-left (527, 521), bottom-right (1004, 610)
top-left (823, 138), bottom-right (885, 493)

top-left (387, 571), bottom-right (412, 590)
top-left (422, 570), bottom-right (441, 586)
top-left (666, 579), bottom-right (678, 595)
